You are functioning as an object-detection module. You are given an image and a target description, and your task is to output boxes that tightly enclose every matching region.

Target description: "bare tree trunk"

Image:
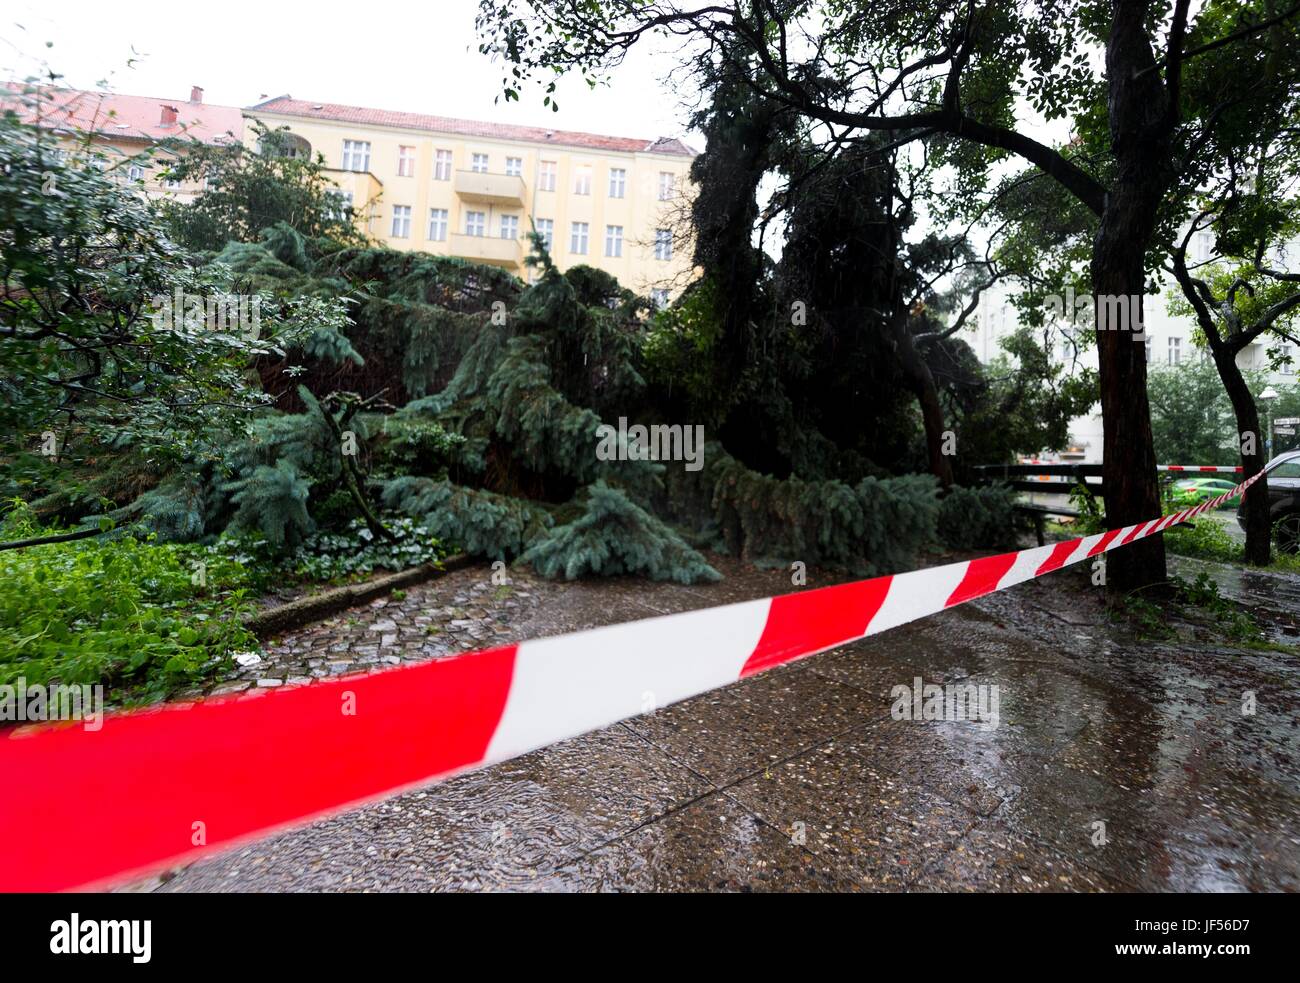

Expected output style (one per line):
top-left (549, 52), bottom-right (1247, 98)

top-left (1213, 348), bottom-right (1272, 564)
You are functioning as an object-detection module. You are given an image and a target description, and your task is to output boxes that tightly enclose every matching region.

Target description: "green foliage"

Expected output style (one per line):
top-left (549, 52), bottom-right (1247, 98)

top-left (287, 516), bottom-right (444, 581)
top-left (1146, 358), bottom-right (1238, 466)
top-left (522, 482), bottom-right (720, 583)
top-left (0, 502), bottom-right (257, 703)
top-left (1172, 572), bottom-right (1265, 645)
top-left (674, 447), bottom-right (939, 576)
top-left (221, 459), bottom-right (314, 548)
top-left (1067, 483), bottom-right (1108, 535)
top-left (381, 476), bottom-right (553, 559)
top-left (956, 327), bottom-right (1099, 465)
top-left (373, 415), bottom-right (466, 476)
top-left (0, 102), bottom-right (346, 469)
top-left (1162, 515), bottom-right (1243, 564)
top-left (160, 121), bottom-right (368, 251)
top-left (937, 485), bottom-right (1019, 551)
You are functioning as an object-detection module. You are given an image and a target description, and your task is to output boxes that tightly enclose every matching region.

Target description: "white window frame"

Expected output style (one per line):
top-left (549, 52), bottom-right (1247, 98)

top-left (609, 167), bottom-right (626, 198)
top-left (605, 224), bottom-right (623, 258)
top-left (539, 160), bottom-right (557, 191)
top-left (471, 153), bottom-right (489, 174)
top-left (466, 211), bottom-right (486, 236)
top-left (1168, 336), bottom-right (1181, 365)
top-left (657, 171), bottom-right (675, 200)
top-left (501, 214), bottom-right (520, 240)
top-left (397, 145), bottom-right (416, 177)
top-left (342, 139), bottom-right (371, 173)
top-left (573, 164), bottom-right (592, 196)
top-left (570, 221), bottom-right (589, 255)
top-left (428, 208), bottom-right (448, 241)
top-left (505, 156), bottom-right (523, 177)
top-left (391, 205), bottom-right (412, 239)
top-left (433, 149), bottom-right (453, 181)
top-left (328, 189), bottom-right (353, 220)
top-left (654, 228), bottom-right (673, 261)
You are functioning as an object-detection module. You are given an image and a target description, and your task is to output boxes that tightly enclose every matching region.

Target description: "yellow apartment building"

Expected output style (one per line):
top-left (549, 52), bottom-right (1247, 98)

top-left (243, 96), bottom-right (697, 302)
top-left (5, 83), bottom-right (244, 201)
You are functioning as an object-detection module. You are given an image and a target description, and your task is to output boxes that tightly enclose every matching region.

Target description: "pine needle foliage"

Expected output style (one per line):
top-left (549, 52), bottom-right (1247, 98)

top-left (667, 445), bottom-right (940, 575)
top-left (380, 475), bottom-right (553, 559)
top-left (521, 482), bottom-right (720, 583)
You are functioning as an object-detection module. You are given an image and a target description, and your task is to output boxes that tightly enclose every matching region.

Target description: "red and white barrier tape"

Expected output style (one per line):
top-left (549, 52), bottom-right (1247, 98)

top-left (0, 468), bottom-right (1264, 892)
top-left (1018, 461), bottom-right (1239, 473)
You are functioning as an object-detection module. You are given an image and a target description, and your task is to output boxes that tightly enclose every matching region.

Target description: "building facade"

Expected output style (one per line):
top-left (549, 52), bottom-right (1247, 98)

top-left (244, 97), bottom-right (697, 301)
top-left (6, 83), bottom-right (244, 202)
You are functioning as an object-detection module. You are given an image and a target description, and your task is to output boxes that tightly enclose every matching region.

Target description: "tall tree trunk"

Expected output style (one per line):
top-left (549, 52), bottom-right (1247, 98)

top-left (886, 313), bottom-right (953, 488)
top-left (1092, 0), bottom-right (1171, 592)
top-left (1213, 347), bottom-right (1272, 563)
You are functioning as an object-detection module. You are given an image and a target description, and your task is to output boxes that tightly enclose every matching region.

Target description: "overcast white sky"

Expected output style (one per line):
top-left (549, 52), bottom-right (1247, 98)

top-left (2, 0), bottom-right (702, 146)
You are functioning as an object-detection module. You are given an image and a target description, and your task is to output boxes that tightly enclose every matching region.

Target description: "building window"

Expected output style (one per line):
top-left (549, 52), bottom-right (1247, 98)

top-left (434, 149), bottom-right (453, 181)
top-left (657, 171), bottom-right (675, 200)
top-left (466, 211), bottom-right (486, 236)
top-left (535, 218), bottom-right (553, 250)
top-left (654, 228), bottom-right (673, 261)
top-left (1193, 230), bottom-right (1213, 263)
top-left (609, 167), bottom-right (626, 198)
top-left (651, 288), bottom-right (670, 309)
top-left (428, 208), bottom-right (448, 241)
top-left (573, 164), bottom-right (592, 195)
top-left (391, 205), bottom-right (412, 239)
top-left (342, 140), bottom-right (371, 172)
top-left (328, 189), bottom-right (353, 220)
top-left (162, 176), bottom-right (182, 190)
top-left (127, 163), bottom-right (144, 183)
top-left (471, 153), bottom-right (489, 174)
top-left (570, 221), bottom-right (589, 254)
top-left (501, 214), bottom-right (519, 239)
top-left (505, 156), bottom-right (523, 177)
top-left (204, 169), bottom-right (221, 190)
top-left (539, 160), bottom-right (557, 191)
top-left (605, 225), bottom-right (623, 258)
top-left (1282, 345), bottom-right (1295, 375)
top-left (397, 146), bottom-right (416, 177)
top-left (1167, 336), bottom-right (1181, 365)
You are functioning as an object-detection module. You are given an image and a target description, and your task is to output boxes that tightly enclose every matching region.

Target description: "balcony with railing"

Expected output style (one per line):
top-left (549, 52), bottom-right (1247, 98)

top-left (453, 169), bottom-right (526, 206)
top-left (448, 232), bottom-right (523, 268)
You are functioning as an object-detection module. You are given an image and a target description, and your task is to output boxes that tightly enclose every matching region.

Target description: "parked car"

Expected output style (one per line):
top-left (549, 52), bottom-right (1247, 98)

top-left (1236, 450), bottom-right (1300, 553)
top-left (1171, 477), bottom-right (1239, 508)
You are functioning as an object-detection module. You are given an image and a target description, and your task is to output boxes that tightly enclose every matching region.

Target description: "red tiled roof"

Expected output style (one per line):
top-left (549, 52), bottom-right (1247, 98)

top-left (248, 96), bottom-right (695, 157)
top-left (3, 83), bottom-right (243, 145)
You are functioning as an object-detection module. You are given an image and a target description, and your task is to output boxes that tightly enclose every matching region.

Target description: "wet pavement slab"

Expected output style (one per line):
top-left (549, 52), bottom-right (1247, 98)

top-left (145, 551), bottom-right (1300, 893)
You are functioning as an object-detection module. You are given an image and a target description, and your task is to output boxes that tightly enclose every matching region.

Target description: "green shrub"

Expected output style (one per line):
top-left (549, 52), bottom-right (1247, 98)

top-left (287, 516), bottom-right (445, 581)
top-left (522, 482), bottom-right (720, 583)
top-left (937, 484), bottom-right (1019, 551)
top-left (678, 447), bottom-right (939, 575)
top-left (380, 475), bottom-right (553, 559)
top-left (0, 502), bottom-right (258, 704)
top-left (1162, 515), bottom-right (1243, 563)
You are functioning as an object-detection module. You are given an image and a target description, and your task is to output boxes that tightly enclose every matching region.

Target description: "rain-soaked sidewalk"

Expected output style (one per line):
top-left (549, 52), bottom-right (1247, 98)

top-left (142, 552), bottom-right (1300, 892)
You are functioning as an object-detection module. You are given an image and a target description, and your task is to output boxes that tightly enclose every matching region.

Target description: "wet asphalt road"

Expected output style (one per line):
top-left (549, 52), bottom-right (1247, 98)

top-left (136, 553), bottom-right (1300, 893)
